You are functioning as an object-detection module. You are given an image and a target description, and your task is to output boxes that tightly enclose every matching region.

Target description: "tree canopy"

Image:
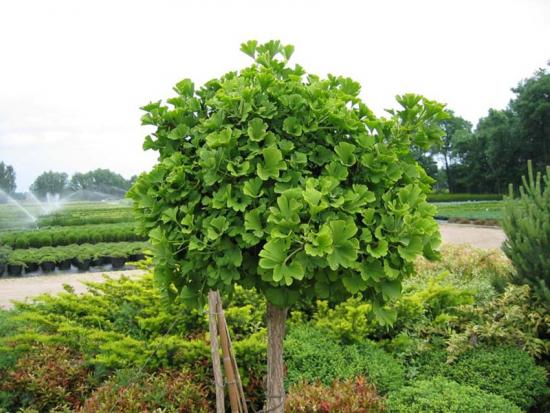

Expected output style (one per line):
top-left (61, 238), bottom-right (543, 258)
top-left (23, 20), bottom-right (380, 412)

top-left (30, 171), bottom-right (68, 197)
top-left (0, 162), bottom-right (16, 194)
top-left (128, 40), bottom-right (446, 318)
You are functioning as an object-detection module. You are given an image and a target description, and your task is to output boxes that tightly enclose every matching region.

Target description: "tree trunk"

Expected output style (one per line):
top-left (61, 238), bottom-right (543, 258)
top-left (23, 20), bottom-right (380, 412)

top-left (266, 303), bottom-right (288, 413)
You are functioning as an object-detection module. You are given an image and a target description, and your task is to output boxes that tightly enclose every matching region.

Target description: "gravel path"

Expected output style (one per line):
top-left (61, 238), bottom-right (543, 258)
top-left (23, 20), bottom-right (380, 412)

top-left (0, 269), bottom-right (145, 309)
top-left (0, 223), bottom-right (506, 309)
top-left (439, 222), bottom-right (506, 249)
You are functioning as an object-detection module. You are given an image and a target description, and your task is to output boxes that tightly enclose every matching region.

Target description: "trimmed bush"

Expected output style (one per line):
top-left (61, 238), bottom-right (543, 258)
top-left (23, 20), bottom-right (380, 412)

top-left (428, 193), bottom-right (503, 202)
top-left (447, 346), bottom-right (549, 410)
top-left (284, 326), bottom-right (404, 393)
top-left (285, 376), bottom-right (384, 413)
top-left (386, 377), bottom-right (523, 413)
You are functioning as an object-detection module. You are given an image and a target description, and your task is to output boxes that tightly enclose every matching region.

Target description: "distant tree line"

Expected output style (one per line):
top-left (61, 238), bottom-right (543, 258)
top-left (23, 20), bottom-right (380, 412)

top-left (29, 168), bottom-right (136, 198)
top-left (416, 65), bottom-right (550, 194)
top-left (0, 164), bottom-right (135, 199)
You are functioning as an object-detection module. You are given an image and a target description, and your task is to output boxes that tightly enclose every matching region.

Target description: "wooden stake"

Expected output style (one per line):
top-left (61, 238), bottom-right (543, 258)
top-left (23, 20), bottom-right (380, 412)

top-left (217, 294), bottom-right (249, 413)
top-left (208, 291), bottom-right (225, 413)
top-left (216, 293), bottom-right (241, 413)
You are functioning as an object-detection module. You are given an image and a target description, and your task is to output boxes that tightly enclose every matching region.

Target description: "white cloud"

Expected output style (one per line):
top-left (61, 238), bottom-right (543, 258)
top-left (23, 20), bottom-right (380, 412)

top-left (0, 0), bottom-right (549, 190)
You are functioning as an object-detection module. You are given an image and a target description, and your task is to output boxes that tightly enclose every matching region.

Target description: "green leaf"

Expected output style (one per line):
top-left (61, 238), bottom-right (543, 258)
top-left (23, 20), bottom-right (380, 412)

top-left (273, 261), bottom-right (304, 285)
top-left (305, 225), bottom-right (334, 257)
top-left (372, 302), bottom-right (397, 326)
top-left (378, 280), bottom-right (401, 301)
top-left (247, 118), bottom-right (268, 142)
top-left (398, 236), bottom-right (423, 261)
top-left (174, 79), bottom-right (194, 97)
top-left (257, 145), bottom-right (287, 180)
top-left (334, 142), bottom-right (357, 166)
top-left (240, 40), bottom-right (258, 58)
top-left (206, 128), bottom-right (233, 148)
top-left (324, 162), bottom-right (348, 181)
top-left (327, 220), bottom-right (359, 270)
top-left (342, 274), bottom-right (368, 294)
top-left (244, 208), bottom-right (264, 236)
top-left (367, 239), bottom-right (388, 258)
top-left (243, 177), bottom-right (264, 198)
top-left (283, 116), bottom-right (303, 136)
top-left (281, 44), bottom-right (295, 60)
top-left (259, 238), bottom-right (288, 270)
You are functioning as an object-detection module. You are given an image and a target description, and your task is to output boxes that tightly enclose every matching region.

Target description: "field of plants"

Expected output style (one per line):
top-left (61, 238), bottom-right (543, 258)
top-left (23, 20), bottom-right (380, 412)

top-left (0, 245), bottom-right (548, 412)
top-left (0, 202), bottom-right (148, 276)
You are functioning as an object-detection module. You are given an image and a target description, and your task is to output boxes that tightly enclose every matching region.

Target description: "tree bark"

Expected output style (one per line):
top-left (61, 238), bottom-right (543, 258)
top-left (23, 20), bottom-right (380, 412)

top-left (266, 303), bottom-right (288, 413)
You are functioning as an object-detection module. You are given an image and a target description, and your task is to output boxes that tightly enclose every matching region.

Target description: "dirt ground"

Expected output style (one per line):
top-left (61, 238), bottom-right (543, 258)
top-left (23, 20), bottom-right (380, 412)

top-left (0, 269), bottom-right (145, 309)
top-left (0, 223), bottom-right (506, 309)
top-left (438, 222), bottom-right (506, 250)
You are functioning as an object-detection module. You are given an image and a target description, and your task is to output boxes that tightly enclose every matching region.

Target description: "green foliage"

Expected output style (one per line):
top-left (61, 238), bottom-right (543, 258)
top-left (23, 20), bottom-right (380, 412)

top-left (447, 346), bottom-right (549, 410)
top-left (69, 168), bottom-right (132, 196)
top-left (502, 160), bottom-right (550, 304)
top-left (79, 369), bottom-right (210, 413)
top-left (3, 241), bottom-right (149, 268)
top-left (128, 40), bottom-right (447, 312)
top-left (284, 326), bottom-right (404, 393)
top-left (386, 377), bottom-right (523, 413)
top-left (433, 201), bottom-right (502, 221)
top-left (0, 223), bottom-right (144, 249)
top-left (285, 376), bottom-right (384, 413)
top-left (446, 283), bottom-right (550, 361)
top-left (37, 205), bottom-right (134, 227)
top-left (29, 171), bottom-right (68, 197)
top-left (0, 162), bottom-right (16, 194)
top-left (427, 193), bottom-right (503, 202)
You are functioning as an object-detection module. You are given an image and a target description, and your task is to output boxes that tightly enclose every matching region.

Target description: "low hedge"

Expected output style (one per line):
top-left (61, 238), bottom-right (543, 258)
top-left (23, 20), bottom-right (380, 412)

top-left (284, 326), bottom-right (404, 394)
top-left (4, 242), bottom-right (149, 273)
top-left (0, 223), bottom-right (145, 249)
top-left (428, 193), bottom-right (504, 202)
top-left (386, 377), bottom-right (523, 413)
top-left (447, 346), bottom-right (549, 410)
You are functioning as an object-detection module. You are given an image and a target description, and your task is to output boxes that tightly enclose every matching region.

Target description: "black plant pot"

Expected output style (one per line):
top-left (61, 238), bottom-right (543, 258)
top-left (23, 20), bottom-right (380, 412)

top-left (129, 253), bottom-right (145, 262)
top-left (7, 264), bottom-right (23, 276)
top-left (100, 256), bottom-right (111, 266)
top-left (0, 263), bottom-right (5, 276)
top-left (111, 257), bottom-right (126, 269)
top-left (41, 261), bottom-right (56, 273)
top-left (76, 259), bottom-right (91, 272)
top-left (71, 258), bottom-right (79, 266)
top-left (57, 260), bottom-right (72, 271)
top-left (26, 262), bottom-right (39, 273)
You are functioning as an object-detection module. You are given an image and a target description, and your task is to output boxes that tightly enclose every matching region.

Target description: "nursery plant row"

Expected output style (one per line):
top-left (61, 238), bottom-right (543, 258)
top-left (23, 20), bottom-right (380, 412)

top-left (0, 222), bottom-right (146, 249)
top-left (37, 206), bottom-right (135, 227)
top-left (0, 241), bottom-right (149, 276)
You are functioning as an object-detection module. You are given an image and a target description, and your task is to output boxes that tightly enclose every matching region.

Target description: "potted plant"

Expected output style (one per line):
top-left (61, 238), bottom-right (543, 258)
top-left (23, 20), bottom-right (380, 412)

top-left (75, 252), bottom-right (92, 271)
top-left (7, 258), bottom-right (25, 276)
top-left (110, 249), bottom-right (127, 269)
top-left (0, 245), bottom-right (11, 276)
top-left (39, 254), bottom-right (57, 273)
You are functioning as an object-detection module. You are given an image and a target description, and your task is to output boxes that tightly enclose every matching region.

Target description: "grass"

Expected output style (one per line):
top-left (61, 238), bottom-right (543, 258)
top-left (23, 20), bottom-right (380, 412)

top-left (433, 201), bottom-right (503, 221)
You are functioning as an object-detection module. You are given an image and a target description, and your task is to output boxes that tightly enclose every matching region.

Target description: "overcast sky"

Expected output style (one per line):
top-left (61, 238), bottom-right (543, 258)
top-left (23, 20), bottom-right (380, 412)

top-left (1, 0), bottom-right (549, 191)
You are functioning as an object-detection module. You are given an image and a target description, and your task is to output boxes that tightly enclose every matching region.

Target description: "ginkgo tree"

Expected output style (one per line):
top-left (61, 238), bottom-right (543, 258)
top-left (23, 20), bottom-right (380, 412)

top-left (128, 40), bottom-right (447, 412)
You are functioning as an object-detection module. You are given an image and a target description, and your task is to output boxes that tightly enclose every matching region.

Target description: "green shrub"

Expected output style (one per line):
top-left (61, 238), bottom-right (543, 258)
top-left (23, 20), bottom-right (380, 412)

top-left (428, 193), bottom-right (503, 202)
top-left (447, 346), bottom-right (549, 410)
top-left (285, 376), bottom-right (384, 413)
top-left (502, 160), bottom-right (550, 304)
top-left (284, 326), bottom-right (404, 393)
top-left (386, 377), bottom-right (523, 413)
top-left (79, 369), bottom-right (210, 413)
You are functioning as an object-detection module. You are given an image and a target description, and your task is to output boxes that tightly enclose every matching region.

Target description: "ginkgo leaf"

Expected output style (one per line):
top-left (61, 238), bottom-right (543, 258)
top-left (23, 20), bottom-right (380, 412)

top-left (334, 142), bottom-right (357, 166)
top-left (327, 220), bottom-right (359, 270)
top-left (257, 145), bottom-right (287, 180)
top-left (247, 118), bottom-right (268, 142)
